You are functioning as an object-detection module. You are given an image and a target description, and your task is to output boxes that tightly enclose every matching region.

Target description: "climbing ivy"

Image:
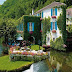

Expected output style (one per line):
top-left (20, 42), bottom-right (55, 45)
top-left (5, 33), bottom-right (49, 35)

top-left (17, 15), bottom-right (41, 44)
top-left (57, 5), bottom-right (67, 44)
top-left (42, 17), bottom-right (51, 44)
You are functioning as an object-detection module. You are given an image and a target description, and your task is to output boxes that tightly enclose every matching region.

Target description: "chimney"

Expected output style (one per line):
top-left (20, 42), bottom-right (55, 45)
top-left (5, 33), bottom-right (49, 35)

top-left (32, 9), bottom-right (34, 15)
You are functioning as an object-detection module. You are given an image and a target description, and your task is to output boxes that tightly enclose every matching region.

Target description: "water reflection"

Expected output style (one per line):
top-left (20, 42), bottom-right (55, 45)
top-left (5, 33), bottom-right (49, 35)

top-left (46, 50), bottom-right (72, 72)
top-left (23, 61), bottom-right (49, 72)
top-left (23, 50), bottom-right (72, 72)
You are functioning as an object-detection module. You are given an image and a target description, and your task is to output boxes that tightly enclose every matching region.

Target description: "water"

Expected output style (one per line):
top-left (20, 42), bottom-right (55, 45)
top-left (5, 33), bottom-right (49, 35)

top-left (23, 61), bottom-right (49, 72)
top-left (23, 50), bottom-right (72, 72)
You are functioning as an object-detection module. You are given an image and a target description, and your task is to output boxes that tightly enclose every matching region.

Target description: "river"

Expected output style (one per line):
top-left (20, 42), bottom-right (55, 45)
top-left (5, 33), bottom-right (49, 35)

top-left (23, 50), bottom-right (72, 72)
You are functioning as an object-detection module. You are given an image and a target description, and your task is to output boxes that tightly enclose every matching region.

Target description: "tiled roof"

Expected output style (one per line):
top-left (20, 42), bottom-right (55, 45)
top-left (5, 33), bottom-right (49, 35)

top-left (34, 2), bottom-right (66, 14)
top-left (66, 8), bottom-right (72, 16)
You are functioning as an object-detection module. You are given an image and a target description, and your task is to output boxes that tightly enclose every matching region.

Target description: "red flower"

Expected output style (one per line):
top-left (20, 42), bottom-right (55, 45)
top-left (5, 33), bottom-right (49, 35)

top-left (29, 31), bottom-right (33, 34)
top-left (52, 16), bottom-right (56, 18)
top-left (40, 18), bottom-right (43, 21)
top-left (52, 30), bottom-right (56, 33)
top-left (40, 30), bottom-right (42, 32)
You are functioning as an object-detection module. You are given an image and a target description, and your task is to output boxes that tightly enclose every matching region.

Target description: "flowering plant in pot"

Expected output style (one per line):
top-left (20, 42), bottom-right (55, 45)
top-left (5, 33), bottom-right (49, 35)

top-left (52, 16), bottom-right (56, 18)
top-left (29, 31), bottom-right (33, 34)
top-left (52, 30), bottom-right (56, 33)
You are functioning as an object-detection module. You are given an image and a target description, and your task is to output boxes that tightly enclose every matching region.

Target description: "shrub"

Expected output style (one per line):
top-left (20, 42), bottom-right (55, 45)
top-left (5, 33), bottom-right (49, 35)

top-left (50, 36), bottom-right (66, 51)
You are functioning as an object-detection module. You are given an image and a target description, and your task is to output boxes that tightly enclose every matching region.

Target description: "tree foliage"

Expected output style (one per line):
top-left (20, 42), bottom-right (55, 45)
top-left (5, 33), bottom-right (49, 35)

top-left (0, 0), bottom-right (72, 20)
top-left (0, 18), bottom-right (17, 43)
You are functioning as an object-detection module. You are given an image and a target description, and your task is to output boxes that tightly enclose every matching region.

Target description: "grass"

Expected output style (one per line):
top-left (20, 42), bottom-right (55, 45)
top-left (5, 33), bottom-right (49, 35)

top-left (28, 45), bottom-right (44, 51)
top-left (0, 55), bottom-right (33, 71)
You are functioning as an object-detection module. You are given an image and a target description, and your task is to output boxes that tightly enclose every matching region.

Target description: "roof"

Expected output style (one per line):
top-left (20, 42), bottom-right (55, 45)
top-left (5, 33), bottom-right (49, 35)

top-left (34, 2), bottom-right (66, 14)
top-left (66, 8), bottom-right (72, 17)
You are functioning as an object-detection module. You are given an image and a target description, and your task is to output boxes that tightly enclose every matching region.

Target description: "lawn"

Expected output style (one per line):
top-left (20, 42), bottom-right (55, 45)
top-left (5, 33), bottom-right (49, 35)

top-left (28, 45), bottom-right (44, 51)
top-left (0, 55), bottom-right (33, 71)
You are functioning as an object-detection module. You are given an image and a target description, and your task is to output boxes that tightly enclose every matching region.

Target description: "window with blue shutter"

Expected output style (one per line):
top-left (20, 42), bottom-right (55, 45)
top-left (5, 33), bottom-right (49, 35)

top-left (32, 22), bottom-right (34, 31)
top-left (55, 22), bottom-right (57, 30)
top-left (55, 8), bottom-right (57, 16)
top-left (27, 22), bottom-right (29, 31)
top-left (42, 11), bottom-right (43, 18)
top-left (19, 24), bottom-right (20, 31)
top-left (20, 24), bottom-right (22, 31)
top-left (51, 9), bottom-right (53, 16)
top-left (22, 23), bottom-right (23, 31)
top-left (16, 26), bottom-right (18, 30)
top-left (51, 22), bottom-right (53, 30)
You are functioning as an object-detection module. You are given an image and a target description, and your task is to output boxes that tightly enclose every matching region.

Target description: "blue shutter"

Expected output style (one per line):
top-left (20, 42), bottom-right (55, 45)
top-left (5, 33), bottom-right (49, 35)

top-left (55, 22), bottom-right (57, 30)
top-left (19, 24), bottom-right (20, 31)
top-left (51, 22), bottom-right (53, 30)
top-left (22, 23), bottom-right (23, 31)
top-left (42, 12), bottom-right (43, 18)
top-left (51, 9), bottom-right (53, 16)
top-left (38, 14), bottom-right (40, 16)
top-left (55, 8), bottom-right (57, 16)
top-left (32, 22), bottom-right (34, 31)
top-left (27, 22), bottom-right (29, 31)
top-left (20, 24), bottom-right (21, 31)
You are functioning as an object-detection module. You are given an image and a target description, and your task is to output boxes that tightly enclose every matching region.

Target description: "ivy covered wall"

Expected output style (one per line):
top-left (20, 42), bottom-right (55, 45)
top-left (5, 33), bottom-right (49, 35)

top-left (23, 16), bottom-right (41, 44)
top-left (57, 5), bottom-right (67, 44)
top-left (41, 17), bottom-right (51, 44)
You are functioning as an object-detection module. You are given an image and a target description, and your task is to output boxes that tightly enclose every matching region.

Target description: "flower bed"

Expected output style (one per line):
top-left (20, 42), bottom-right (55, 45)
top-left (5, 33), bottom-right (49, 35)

top-left (9, 46), bottom-right (48, 61)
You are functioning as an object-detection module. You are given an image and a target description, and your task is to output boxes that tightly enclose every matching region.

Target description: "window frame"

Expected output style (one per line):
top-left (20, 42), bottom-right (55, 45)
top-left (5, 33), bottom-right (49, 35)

top-left (29, 22), bottom-right (32, 31)
top-left (53, 22), bottom-right (55, 30)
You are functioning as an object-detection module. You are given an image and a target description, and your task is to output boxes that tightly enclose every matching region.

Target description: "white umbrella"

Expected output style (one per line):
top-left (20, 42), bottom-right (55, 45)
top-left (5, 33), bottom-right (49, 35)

top-left (17, 36), bottom-right (23, 40)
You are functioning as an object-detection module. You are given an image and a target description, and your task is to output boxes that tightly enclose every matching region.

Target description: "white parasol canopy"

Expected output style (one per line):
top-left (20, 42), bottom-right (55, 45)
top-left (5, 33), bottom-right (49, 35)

top-left (17, 36), bottom-right (23, 40)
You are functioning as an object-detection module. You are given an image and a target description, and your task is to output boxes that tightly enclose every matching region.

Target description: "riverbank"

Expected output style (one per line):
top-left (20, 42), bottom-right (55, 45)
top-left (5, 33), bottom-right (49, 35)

top-left (0, 55), bottom-right (33, 72)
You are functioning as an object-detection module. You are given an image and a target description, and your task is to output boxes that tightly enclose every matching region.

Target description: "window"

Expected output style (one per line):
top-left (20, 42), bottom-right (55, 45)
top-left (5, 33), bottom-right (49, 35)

top-left (53, 22), bottom-right (55, 30)
top-left (29, 22), bottom-right (32, 31)
top-left (53, 38), bottom-right (55, 41)
top-left (53, 9), bottom-right (55, 16)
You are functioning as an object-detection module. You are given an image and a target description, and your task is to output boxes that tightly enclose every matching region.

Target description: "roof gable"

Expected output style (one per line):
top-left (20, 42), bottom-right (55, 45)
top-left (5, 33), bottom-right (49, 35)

top-left (35, 2), bottom-right (66, 14)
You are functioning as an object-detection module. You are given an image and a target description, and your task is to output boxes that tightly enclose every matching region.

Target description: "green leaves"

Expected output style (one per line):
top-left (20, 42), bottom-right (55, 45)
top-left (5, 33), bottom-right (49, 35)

top-left (42, 17), bottom-right (51, 44)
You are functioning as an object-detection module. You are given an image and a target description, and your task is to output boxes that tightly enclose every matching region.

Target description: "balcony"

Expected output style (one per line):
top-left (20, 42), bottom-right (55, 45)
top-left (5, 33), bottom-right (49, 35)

top-left (52, 30), bottom-right (56, 33)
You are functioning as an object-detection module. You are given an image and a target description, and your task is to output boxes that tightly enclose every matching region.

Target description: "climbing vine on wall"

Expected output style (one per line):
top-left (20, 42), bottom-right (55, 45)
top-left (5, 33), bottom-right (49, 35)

top-left (42, 17), bottom-right (51, 44)
top-left (57, 5), bottom-right (67, 44)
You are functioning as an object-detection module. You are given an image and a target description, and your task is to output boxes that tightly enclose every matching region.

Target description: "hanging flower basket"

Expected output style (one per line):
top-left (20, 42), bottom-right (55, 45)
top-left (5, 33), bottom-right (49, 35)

top-left (40, 30), bottom-right (42, 32)
top-left (52, 16), bottom-right (56, 18)
top-left (40, 18), bottom-right (43, 21)
top-left (29, 31), bottom-right (33, 34)
top-left (52, 30), bottom-right (56, 33)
